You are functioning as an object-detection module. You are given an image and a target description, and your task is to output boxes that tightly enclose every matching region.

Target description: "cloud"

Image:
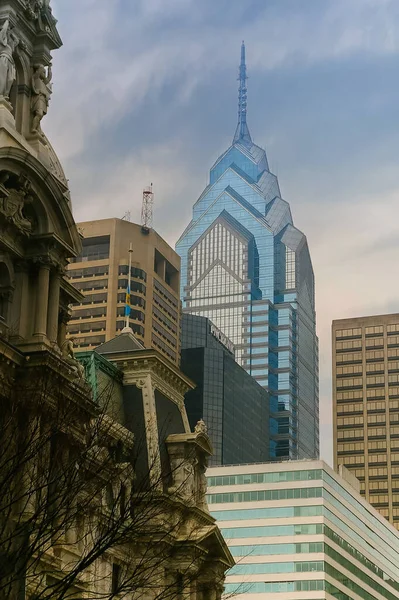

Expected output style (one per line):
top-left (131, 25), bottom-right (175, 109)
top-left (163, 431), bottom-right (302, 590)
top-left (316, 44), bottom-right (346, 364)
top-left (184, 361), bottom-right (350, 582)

top-left (47, 0), bottom-right (399, 464)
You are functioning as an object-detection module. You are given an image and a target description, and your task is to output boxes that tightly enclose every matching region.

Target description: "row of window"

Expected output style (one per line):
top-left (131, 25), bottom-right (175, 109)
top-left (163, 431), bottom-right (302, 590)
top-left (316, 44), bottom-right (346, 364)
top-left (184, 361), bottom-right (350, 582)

top-left (72, 278), bottom-right (108, 292)
top-left (115, 321), bottom-right (144, 337)
top-left (74, 334), bottom-right (106, 348)
top-left (207, 469), bottom-right (321, 487)
top-left (68, 265), bottom-right (109, 278)
top-left (153, 278), bottom-right (178, 309)
top-left (67, 321), bottom-right (106, 335)
top-left (152, 306), bottom-right (177, 334)
top-left (337, 361), bottom-right (399, 376)
top-left (231, 560), bottom-right (323, 576)
top-left (221, 523), bottom-right (322, 539)
top-left (153, 291), bottom-right (178, 322)
top-left (70, 307), bottom-right (107, 319)
top-left (152, 320), bottom-right (177, 347)
top-left (118, 279), bottom-right (146, 295)
top-left (337, 374), bottom-right (399, 388)
top-left (211, 505), bottom-right (322, 521)
top-left (207, 486), bottom-right (322, 504)
top-left (337, 348), bottom-right (399, 363)
top-left (152, 333), bottom-right (176, 362)
top-left (118, 265), bottom-right (147, 281)
top-left (336, 324), bottom-right (399, 339)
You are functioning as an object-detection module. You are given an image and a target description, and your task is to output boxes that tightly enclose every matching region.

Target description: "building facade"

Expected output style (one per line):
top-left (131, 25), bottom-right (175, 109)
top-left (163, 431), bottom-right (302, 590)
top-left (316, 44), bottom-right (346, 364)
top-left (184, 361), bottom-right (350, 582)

top-left (181, 314), bottom-right (271, 465)
top-left (208, 460), bottom-right (399, 599)
top-left (332, 313), bottom-right (399, 529)
top-left (176, 43), bottom-right (319, 460)
top-left (67, 219), bottom-right (181, 365)
top-left (0, 2), bottom-right (233, 596)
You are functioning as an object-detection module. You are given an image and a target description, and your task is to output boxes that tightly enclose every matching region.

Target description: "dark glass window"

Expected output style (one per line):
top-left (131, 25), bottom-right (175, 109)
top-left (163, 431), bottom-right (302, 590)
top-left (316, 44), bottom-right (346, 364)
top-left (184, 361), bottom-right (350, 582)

top-left (118, 265), bottom-right (147, 281)
top-left (70, 235), bottom-right (110, 263)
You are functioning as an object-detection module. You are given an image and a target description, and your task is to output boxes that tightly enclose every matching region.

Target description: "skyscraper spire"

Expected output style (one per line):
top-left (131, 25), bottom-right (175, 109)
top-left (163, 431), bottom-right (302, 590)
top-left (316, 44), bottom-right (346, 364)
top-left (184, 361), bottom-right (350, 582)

top-left (233, 41), bottom-right (252, 144)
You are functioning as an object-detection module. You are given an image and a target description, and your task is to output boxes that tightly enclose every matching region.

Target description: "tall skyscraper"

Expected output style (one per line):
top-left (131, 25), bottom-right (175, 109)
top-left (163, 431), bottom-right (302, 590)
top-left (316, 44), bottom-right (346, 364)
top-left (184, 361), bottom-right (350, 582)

top-left (332, 313), bottom-right (399, 529)
top-left (176, 44), bottom-right (319, 459)
top-left (67, 219), bottom-right (181, 366)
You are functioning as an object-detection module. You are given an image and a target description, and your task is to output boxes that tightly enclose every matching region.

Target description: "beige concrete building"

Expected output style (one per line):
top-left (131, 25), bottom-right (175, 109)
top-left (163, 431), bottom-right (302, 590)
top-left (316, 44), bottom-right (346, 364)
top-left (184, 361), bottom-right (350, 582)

top-left (332, 314), bottom-right (399, 529)
top-left (67, 219), bottom-right (181, 365)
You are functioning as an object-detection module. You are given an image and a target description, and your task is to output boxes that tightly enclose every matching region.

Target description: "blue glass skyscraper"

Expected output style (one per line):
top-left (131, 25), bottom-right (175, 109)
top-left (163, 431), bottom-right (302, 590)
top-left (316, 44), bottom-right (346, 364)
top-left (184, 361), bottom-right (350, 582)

top-left (176, 43), bottom-right (319, 459)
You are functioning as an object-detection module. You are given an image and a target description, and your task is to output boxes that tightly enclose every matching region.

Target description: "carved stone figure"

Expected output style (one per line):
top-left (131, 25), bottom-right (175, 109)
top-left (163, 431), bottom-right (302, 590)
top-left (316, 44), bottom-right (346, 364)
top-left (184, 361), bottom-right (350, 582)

top-left (194, 419), bottom-right (207, 435)
top-left (61, 338), bottom-right (85, 378)
top-left (0, 20), bottom-right (19, 98)
top-left (0, 175), bottom-right (32, 234)
top-left (31, 64), bottom-right (52, 133)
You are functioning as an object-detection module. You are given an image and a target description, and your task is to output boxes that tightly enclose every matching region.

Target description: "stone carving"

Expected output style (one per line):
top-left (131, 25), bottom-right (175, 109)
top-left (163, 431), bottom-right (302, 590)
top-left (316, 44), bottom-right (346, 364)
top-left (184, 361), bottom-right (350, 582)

top-left (0, 20), bottom-right (19, 98)
top-left (25, 0), bottom-right (53, 24)
top-left (31, 64), bottom-right (52, 133)
top-left (0, 174), bottom-right (32, 234)
top-left (194, 419), bottom-right (207, 435)
top-left (197, 462), bottom-right (208, 509)
top-left (168, 455), bottom-right (197, 504)
top-left (61, 338), bottom-right (85, 379)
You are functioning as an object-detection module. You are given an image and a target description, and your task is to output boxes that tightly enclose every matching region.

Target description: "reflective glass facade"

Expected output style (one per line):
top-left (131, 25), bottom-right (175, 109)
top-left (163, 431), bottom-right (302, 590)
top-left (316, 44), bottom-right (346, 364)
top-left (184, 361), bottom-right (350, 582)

top-left (176, 44), bottom-right (319, 459)
top-left (181, 314), bottom-right (270, 465)
top-left (208, 460), bottom-right (399, 599)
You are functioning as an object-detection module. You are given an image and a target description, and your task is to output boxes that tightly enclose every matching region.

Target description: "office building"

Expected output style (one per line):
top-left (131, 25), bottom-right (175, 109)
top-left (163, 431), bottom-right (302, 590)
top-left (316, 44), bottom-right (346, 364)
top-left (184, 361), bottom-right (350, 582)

top-left (181, 314), bottom-right (271, 465)
top-left (66, 219), bottom-right (181, 365)
top-left (207, 460), bottom-right (399, 599)
top-left (332, 313), bottom-right (399, 529)
top-left (176, 43), bottom-right (319, 460)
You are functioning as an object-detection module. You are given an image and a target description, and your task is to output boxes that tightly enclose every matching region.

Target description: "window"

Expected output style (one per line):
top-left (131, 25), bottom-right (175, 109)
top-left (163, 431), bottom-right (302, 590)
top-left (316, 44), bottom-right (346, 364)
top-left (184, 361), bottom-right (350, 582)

top-left (336, 328), bottom-right (362, 339)
top-left (112, 564), bottom-right (121, 595)
top-left (365, 325), bottom-right (383, 336)
top-left (70, 235), bottom-right (110, 262)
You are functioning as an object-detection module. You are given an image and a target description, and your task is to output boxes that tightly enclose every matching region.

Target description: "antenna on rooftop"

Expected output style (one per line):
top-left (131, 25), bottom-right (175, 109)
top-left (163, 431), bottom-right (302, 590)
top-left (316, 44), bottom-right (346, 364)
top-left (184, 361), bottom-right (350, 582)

top-left (122, 211), bottom-right (131, 222)
top-left (141, 183), bottom-right (153, 234)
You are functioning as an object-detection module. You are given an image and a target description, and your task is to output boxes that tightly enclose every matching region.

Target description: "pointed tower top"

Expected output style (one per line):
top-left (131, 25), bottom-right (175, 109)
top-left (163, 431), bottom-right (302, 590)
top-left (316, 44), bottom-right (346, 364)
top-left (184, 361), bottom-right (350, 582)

top-left (233, 41), bottom-right (252, 145)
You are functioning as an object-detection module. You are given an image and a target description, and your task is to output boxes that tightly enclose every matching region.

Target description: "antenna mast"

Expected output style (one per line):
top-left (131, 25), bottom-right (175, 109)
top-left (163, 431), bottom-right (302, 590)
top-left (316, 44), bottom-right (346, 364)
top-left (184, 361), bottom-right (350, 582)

top-left (141, 183), bottom-right (154, 234)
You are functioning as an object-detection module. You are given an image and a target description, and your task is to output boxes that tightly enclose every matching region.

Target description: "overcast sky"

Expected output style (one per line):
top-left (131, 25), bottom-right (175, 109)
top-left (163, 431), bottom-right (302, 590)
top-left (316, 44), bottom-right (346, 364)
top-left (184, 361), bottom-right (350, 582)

top-left (48, 0), bottom-right (399, 463)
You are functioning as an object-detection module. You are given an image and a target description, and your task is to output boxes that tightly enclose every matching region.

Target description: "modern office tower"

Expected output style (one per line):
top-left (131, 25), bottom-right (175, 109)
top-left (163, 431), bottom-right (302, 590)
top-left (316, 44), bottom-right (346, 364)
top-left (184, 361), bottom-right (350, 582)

top-left (332, 313), bottom-right (399, 529)
top-left (176, 43), bottom-right (319, 460)
top-left (181, 314), bottom-right (271, 465)
top-left (66, 218), bottom-right (181, 365)
top-left (207, 460), bottom-right (399, 599)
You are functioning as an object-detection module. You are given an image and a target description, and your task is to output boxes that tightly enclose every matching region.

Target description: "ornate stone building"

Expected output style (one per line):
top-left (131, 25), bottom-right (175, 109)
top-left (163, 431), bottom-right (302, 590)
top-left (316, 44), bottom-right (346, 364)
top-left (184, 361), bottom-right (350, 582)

top-left (0, 2), bottom-right (233, 598)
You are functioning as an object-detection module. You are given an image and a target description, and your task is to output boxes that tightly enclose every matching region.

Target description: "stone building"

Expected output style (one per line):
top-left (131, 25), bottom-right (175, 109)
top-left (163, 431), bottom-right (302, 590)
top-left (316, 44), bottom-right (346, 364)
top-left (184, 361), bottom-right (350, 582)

top-left (0, 2), bottom-right (233, 598)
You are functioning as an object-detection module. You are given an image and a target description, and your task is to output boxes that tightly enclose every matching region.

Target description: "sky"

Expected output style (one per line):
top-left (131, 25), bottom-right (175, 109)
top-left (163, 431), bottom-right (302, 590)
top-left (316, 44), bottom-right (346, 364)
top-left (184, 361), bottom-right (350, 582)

top-left (48, 0), bottom-right (399, 463)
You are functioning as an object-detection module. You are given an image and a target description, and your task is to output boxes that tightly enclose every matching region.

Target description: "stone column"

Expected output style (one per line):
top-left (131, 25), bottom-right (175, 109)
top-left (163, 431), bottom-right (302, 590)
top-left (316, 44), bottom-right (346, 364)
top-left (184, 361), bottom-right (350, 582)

top-left (57, 308), bottom-right (69, 348)
top-left (19, 269), bottom-right (30, 339)
top-left (34, 264), bottom-right (50, 337)
top-left (138, 375), bottom-right (161, 485)
top-left (47, 270), bottom-right (60, 343)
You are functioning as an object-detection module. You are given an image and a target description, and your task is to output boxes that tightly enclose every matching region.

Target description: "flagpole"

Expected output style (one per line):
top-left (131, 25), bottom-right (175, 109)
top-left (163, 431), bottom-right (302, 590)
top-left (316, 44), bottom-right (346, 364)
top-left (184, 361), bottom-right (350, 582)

top-left (125, 242), bottom-right (133, 329)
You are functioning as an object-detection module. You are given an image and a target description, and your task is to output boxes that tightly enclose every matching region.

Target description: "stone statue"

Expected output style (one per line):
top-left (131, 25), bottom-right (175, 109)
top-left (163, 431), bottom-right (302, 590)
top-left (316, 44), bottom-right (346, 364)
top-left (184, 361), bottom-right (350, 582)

top-left (31, 64), bottom-right (52, 133)
top-left (0, 174), bottom-right (32, 234)
top-left (194, 419), bottom-right (207, 435)
top-left (0, 20), bottom-right (19, 98)
top-left (61, 338), bottom-right (85, 379)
